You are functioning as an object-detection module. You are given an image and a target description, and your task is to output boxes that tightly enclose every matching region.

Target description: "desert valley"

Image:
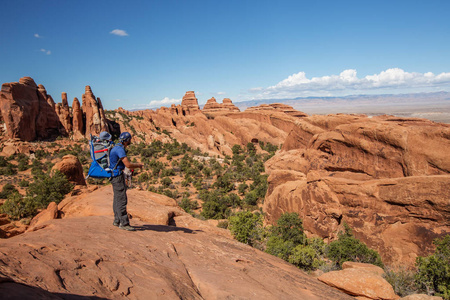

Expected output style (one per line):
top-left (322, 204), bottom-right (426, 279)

top-left (0, 77), bottom-right (449, 299)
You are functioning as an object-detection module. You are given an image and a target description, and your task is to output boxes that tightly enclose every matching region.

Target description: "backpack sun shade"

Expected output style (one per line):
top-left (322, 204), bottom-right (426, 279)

top-left (86, 134), bottom-right (119, 179)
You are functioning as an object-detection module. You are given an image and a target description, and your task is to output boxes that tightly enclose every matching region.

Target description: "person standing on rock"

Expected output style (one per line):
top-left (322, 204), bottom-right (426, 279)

top-left (109, 132), bottom-right (143, 231)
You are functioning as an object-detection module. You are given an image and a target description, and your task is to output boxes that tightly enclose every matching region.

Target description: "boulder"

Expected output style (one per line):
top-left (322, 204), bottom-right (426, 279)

top-left (342, 261), bottom-right (385, 276)
top-left (52, 155), bottom-right (86, 185)
top-left (318, 268), bottom-right (398, 300)
top-left (400, 295), bottom-right (443, 300)
top-left (26, 202), bottom-right (59, 232)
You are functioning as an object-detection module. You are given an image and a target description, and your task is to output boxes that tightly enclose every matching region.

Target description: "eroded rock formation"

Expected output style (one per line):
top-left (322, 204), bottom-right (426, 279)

top-left (81, 86), bottom-right (108, 137)
top-left (263, 114), bottom-right (450, 266)
top-left (0, 77), bottom-right (65, 141)
top-left (181, 91), bottom-right (200, 114)
top-left (203, 97), bottom-right (240, 113)
top-left (51, 154), bottom-right (86, 186)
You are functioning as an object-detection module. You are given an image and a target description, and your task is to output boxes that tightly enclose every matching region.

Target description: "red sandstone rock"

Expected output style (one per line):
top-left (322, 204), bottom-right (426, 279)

top-left (400, 295), bottom-right (443, 300)
top-left (318, 268), bottom-right (398, 299)
top-left (55, 92), bottom-right (72, 133)
top-left (203, 97), bottom-right (240, 113)
top-left (27, 202), bottom-right (59, 232)
top-left (51, 154), bottom-right (86, 185)
top-left (246, 103), bottom-right (308, 118)
top-left (263, 114), bottom-right (450, 266)
top-left (81, 86), bottom-right (108, 137)
top-left (342, 262), bottom-right (385, 276)
top-left (0, 187), bottom-right (352, 300)
top-left (71, 97), bottom-right (84, 139)
top-left (0, 77), bottom-right (65, 141)
top-left (181, 91), bottom-right (200, 113)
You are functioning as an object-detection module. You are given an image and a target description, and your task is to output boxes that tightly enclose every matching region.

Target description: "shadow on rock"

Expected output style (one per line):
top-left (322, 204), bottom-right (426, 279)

top-left (133, 224), bottom-right (202, 234)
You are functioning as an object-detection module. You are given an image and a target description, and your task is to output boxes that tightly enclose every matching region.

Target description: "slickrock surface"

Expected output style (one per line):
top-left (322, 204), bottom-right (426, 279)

top-left (0, 187), bottom-right (352, 299)
top-left (263, 114), bottom-right (450, 266)
top-left (0, 77), bottom-right (65, 141)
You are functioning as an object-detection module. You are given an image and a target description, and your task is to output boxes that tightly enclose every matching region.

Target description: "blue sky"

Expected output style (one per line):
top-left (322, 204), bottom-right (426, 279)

top-left (1, 0), bottom-right (449, 110)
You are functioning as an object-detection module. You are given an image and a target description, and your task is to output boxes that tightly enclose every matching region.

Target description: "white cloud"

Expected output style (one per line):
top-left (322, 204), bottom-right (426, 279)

top-left (249, 68), bottom-right (450, 99)
top-left (34, 33), bottom-right (42, 38)
top-left (40, 49), bottom-right (51, 55)
top-left (216, 91), bottom-right (226, 95)
top-left (110, 29), bottom-right (129, 36)
top-left (149, 97), bottom-right (181, 107)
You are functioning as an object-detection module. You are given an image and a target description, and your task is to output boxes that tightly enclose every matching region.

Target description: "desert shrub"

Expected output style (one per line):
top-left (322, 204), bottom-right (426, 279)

top-left (326, 223), bottom-right (383, 268)
top-left (27, 170), bottom-right (74, 209)
top-left (18, 179), bottom-right (30, 187)
top-left (0, 193), bottom-right (36, 220)
top-left (383, 267), bottom-right (418, 297)
top-left (228, 211), bottom-right (264, 246)
top-left (0, 156), bottom-right (8, 167)
top-left (217, 220), bottom-right (229, 229)
top-left (199, 190), bottom-right (230, 219)
top-left (238, 183), bottom-right (248, 195)
top-left (179, 198), bottom-right (198, 213)
top-left (0, 183), bottom-right (19, 199)
top-left (415, 235), bottom-right (450, 299)
top-left (244, 190), bottom-right (258, 206)
top-left (0, 163), bottom-right (17, 175)
top-left (288, 244), bottom-right (325, 271)
top-left (265, 212), bottom-right (306, 260)
top-left (161, 177), bottom-right (173, 188)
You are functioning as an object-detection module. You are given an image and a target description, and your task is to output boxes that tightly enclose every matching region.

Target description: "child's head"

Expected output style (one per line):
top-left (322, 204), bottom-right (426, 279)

top-left (99, 131), bottom-right (112, 141)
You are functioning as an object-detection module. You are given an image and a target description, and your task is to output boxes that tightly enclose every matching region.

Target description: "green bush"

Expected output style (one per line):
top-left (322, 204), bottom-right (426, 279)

top-left (0, 193), bottom-right (36, 220)
top-left (326, 223), bottom-right (383, 268)
top-left (288, 244), bottom-right (325, 271)
top-left (265, 213), bottom-right (306, 260)
top-left (228, 211), bottom-right (264, 246)
top-left (0, 183), bottom-right (19, 199)
top-left (27, 170), bottom-right (74, 209)
top-left (179, 198), bottom-right (198, 213)
top-left (415, 235), bottom-right (450, 299)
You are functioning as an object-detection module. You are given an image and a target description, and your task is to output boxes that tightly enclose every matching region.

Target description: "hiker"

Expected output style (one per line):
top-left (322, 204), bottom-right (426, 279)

top-left (109, 132), bottom-right (143, 231)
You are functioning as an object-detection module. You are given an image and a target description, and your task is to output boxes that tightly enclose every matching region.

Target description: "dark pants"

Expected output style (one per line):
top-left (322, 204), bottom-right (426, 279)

top-left (111, 173), bottom-right (130, 226)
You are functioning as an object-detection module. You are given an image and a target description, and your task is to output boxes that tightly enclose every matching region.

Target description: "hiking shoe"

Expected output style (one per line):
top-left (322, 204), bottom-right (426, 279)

top-left (119, 224), bottom-right (136, 231)
top-left (113, 221), bottom-right (119, 227)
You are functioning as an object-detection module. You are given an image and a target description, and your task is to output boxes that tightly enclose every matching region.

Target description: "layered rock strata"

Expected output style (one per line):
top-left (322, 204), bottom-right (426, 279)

top-left (263, 114), bottom-right (450, 266)
top-left (181, 91), bottom-right (200, 114)
top-left (203, 97), bottom-right (240, 113)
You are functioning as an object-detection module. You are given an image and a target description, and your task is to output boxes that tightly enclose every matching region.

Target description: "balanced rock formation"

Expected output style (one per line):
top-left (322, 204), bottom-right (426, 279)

top-left (0, 187), bottom-right (352, 300)
top-left (51, 154), bottom-right (86, 185)
top-left (0, 77), bottom-right (66, 141)
top-left (81, 86), bottom-right (108, 137)
top-left (181, 91), bottom-right (200, 114)
top-left (263, 114), bottom-right (450, 266)
top-left (202, 97), bottom-right (240, 113)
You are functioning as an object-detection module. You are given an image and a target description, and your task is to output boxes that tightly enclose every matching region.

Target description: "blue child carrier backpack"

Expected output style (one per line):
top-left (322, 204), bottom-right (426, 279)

top-left (86, 134), bottom-right (117, 179)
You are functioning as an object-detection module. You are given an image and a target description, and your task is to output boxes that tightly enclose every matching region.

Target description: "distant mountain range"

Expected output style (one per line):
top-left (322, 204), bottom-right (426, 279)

top-left (232, 91), bottom-right (450, 123)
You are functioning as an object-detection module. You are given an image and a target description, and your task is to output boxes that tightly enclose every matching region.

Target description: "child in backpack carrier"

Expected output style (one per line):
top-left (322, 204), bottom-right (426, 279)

top-left (93, 131), bottom-right (114, 170)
